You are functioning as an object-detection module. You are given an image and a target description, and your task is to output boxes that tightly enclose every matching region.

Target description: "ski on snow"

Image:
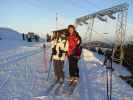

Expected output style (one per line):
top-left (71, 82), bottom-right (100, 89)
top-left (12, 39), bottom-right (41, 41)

top-left (35, 79), bottom-right (78, 99)
top-left (45, 80), bottom-right (59, 94)
top-left (62, 80), bottom-right (78, 96)
top-left (54, 82), bottom-right (64, 95)
top-left (45, 80), bottom-right (64, 95)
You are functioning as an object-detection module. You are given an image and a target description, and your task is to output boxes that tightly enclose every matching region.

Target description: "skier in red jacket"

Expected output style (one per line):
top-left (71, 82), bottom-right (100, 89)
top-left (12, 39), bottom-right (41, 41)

top-left (67, 25), bottom-right (82, 83)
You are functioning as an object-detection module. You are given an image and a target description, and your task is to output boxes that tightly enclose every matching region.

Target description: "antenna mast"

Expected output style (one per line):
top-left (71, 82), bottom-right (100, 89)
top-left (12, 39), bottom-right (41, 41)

top-left (56, 12), bottom-right (58, 30)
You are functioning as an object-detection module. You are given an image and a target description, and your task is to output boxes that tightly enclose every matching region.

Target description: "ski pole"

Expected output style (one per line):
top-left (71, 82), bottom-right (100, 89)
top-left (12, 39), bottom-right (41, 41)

top-left (109, 58), bottom-right (113, 100)
top-left (47, 55), bottom-right (53, 81)
top-left (106, 59), bottom-right (113, 100)
top-left (106, 63), bottom-right (109, 100)
top-left (109, 48), bottom-right (113, 100)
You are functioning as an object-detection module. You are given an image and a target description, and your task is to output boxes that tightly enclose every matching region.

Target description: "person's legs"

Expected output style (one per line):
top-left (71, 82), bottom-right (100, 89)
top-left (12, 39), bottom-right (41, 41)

top-left (58, 61), bottom-right (64, 81)
top-left (53, 60), bottom-right (59, 81)
top-left (68, 56), bottom-right (79, 85)
top-left (68, 56), bottom-right (79, 78)
top-left (73, 58), bottom-right (79, 78)
top-left (104, 56), bottom-right (107, 65)
top-left (68, 56), bottom-right (75, 77)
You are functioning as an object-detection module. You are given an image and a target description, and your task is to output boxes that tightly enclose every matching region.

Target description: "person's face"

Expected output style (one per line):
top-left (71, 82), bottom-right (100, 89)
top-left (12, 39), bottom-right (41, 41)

top-left (68, 27), bottom-right (74, 35)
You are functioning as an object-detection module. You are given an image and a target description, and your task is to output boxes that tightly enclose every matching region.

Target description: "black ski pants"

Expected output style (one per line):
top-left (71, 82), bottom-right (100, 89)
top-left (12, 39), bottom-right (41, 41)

top-left (68, 55), bottom-right (79, 78)
top-left (53, 60), bottom-right (64, 80)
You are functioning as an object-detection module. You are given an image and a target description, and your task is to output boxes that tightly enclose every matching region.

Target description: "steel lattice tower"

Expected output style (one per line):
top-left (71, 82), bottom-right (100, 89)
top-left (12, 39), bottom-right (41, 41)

top-left (115, 8), bottom-right (128, 64)
top-left (75, 3), bottom-right (129, 64)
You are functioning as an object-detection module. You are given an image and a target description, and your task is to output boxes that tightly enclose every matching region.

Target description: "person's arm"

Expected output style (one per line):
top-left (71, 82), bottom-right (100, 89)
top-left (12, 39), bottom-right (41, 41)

top-left (59, 40), bottom-right (68, 54)
top-left (51, 39), bottom-right (57, 56)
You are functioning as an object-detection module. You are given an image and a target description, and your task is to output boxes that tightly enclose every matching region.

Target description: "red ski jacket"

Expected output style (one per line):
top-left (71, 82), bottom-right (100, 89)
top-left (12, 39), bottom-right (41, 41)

top-left (67, 34), bottom-right (80, 56)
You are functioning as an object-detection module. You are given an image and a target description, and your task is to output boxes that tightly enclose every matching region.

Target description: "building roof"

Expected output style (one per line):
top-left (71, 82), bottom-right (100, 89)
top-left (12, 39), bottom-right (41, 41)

top-left (52, 28), bottom-right (67, 33)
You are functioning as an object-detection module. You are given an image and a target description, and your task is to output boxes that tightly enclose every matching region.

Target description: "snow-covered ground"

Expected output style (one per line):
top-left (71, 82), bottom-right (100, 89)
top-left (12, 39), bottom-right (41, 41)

top-left (0, 42), bottom-right (133, 100)
top-left (0, 27), bottom-right (44, 51)
top-left (0, 39), bottom-right (39, 51)
top-left (0, 27), bottom-right (23, 51)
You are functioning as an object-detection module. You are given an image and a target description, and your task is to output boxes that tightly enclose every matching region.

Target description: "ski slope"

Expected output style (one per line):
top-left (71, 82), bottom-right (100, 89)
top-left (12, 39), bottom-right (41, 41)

top-left (0, 43), bottom-right (133, 100)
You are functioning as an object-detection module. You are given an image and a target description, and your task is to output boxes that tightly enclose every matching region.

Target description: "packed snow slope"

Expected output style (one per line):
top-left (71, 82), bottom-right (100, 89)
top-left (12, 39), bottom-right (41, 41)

top-left (0, 27), bottom-right (42, 51)
top-left (0, 27), bottom-right (21, 40)
top-left (0, 43), bottom-right (133, 100)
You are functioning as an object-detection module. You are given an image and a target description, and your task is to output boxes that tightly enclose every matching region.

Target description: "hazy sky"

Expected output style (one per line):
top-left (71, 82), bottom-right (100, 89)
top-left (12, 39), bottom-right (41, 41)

top-left (0, 0), bottom-right (133, 38)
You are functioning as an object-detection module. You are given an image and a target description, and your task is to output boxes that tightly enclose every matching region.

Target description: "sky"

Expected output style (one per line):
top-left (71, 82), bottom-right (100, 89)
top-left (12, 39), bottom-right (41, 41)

top-left (0, 0), bottom-right (133, 39)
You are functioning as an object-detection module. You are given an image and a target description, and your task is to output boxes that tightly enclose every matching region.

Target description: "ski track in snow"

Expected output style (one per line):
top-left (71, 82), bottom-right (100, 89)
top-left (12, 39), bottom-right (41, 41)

top-left (0, 48), bottom-right (42, 67)
top-left (0, 44), bottom-right (133, 100)
top-left (0, 43), bottom-right (43, 65)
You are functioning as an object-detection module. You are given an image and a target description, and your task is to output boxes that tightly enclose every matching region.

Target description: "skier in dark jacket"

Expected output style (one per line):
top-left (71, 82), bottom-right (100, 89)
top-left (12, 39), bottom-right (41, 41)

top-left (103, 49), bottom-right (114, 71)
top-left (67, 25), bottom-right (82, 83)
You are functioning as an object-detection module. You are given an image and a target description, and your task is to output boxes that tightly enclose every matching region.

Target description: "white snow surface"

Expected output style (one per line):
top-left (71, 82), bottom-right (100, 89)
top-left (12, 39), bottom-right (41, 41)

top-left (0, 27), bottom-right (25, 51)
top-left (0, 43), bottom-right (133, 100)
top-left (0, 27), bottom-right (21, 40)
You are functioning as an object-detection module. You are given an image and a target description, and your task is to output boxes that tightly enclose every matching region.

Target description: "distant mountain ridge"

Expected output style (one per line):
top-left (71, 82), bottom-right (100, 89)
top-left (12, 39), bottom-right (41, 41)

top-left (0, 27), bottom-right (21, 40)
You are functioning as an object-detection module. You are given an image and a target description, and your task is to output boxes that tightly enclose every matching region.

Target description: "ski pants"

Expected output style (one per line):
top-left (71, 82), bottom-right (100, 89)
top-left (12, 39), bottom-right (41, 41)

top-left (68, 55), bottom-right (79, 78)
top-left (104, 56), bottom-right (112, 66)
top-left (53, 60), bottom-right (64, 80)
